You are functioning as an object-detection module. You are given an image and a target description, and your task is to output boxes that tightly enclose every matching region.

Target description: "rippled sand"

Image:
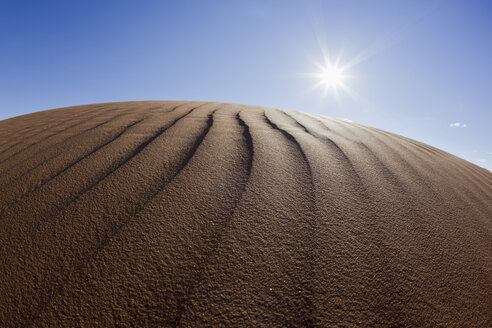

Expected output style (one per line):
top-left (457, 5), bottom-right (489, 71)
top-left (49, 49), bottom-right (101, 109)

top-left (0, 101), bottom-right (490, 327)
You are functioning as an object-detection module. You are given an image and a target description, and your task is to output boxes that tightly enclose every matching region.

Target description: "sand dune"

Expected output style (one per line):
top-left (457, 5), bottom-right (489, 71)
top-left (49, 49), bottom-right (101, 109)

top-left (0, 101), bottom-right (490, 327)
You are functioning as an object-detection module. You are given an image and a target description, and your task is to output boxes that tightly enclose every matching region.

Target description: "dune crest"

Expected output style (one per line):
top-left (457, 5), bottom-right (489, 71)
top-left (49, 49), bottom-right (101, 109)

top-left (0, 101), bottom-right (490, 327)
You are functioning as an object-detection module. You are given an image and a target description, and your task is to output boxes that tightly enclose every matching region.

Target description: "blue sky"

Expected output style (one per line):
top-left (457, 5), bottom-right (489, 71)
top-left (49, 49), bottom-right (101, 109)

top-left (0, 0), bottom-right (490, 170)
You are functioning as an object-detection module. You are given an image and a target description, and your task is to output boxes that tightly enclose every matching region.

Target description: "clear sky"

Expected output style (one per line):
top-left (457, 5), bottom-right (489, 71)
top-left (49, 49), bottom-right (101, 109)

top-left (0, 0), bottom-right (490, 170)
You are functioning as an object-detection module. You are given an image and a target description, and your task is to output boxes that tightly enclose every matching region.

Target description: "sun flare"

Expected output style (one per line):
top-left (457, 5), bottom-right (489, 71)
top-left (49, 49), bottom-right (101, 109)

top-left (308, 54), bottom-right (357, 98)
top-left (319, 64), bottom-right (345, 90)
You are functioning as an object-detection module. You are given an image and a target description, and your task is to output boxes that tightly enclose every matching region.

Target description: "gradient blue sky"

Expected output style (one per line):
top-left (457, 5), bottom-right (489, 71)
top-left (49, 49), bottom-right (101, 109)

top-left (1, 0), bottom-right (491, 170)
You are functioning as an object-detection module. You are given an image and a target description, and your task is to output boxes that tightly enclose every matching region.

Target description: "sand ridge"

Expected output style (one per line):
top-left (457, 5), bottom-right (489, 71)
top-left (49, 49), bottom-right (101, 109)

top-left (0, 101), bottom-right (490, 327)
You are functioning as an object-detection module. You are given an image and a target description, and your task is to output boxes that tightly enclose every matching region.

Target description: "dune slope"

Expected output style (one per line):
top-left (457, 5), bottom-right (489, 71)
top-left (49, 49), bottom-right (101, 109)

top-left (0, 101), bottom-right (491, 327)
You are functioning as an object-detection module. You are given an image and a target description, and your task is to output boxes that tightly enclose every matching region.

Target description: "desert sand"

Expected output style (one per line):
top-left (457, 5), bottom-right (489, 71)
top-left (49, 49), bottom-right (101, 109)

top-left (0, 101), bottom-right (490, 327)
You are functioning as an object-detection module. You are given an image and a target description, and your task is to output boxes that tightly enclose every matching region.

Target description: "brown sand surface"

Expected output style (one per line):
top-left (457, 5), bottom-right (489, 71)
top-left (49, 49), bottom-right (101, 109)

top-left (0, 101), bottom-right (490, 327)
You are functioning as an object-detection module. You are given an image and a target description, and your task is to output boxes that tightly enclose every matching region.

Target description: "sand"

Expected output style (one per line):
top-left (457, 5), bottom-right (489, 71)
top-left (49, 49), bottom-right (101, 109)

top-left (0, 101), bottom-right (490, 327)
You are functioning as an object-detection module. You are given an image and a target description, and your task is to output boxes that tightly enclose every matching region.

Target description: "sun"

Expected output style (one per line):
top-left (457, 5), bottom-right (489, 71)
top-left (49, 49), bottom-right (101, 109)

top-left (307, 54), bottom-right (357, 98)
top-left (319, 64), bottom-right (345, 90)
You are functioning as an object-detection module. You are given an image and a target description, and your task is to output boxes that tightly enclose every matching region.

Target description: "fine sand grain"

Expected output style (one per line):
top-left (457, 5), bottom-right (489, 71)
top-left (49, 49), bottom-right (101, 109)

top-left (0, 101), bottom-right (490, 327)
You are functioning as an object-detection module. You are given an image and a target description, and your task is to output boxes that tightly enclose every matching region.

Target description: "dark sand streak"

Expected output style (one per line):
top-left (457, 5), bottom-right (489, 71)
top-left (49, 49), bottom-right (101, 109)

top-left (0, 106), bottom-right (193, 260)
top-left (0, 111), bottom-right (142, 191)
top-left (264, 111), bottom-right (317, 327)
top-left (0, 118), bottom-right (145, 218)
top-left (27, 109), bottom-right (217, 326)
top-left (0, 105), bottom-right (104, 151)
top-left (282, 111), bottom-right (368, 194)
top-left (287, 113), bottom-right (442, 326)
top-left (342, 121), bottom-right (492, 195)
top-left (171, 111), bottom-right (255, 327)
top-left (0, 106), bottom-right (106, 164)
top-left (357, 125), bottom-right (492, 212)
top-left (320, 117), bottom-right (410, 195)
